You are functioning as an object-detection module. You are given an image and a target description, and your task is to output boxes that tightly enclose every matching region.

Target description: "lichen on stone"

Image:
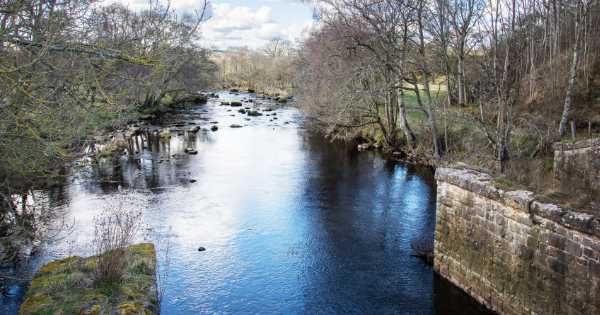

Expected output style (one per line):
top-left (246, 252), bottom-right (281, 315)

top-left (19, 243), bottom-right (158, 315)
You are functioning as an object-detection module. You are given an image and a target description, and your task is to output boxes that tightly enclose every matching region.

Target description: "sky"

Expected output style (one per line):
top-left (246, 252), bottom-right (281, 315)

top-left (107, 0), bottom-right (317, 49)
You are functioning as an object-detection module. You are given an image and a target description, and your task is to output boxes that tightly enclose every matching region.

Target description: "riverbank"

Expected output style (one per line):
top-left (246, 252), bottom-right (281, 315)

top-left (88, 92), bottom-right (212, 159)
top-left (350, 128), bottom-right (600, 217)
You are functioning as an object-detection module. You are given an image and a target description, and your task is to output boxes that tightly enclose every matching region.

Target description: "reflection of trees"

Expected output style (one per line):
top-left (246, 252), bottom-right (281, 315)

top-left (0, 186), bottom-right (71, 267)
top-left (432, 273), bottom-right (494, 315)
top-left (80, 124), bottom-right (211, 194)
top-left (298, 132), bottom-right (444, 312)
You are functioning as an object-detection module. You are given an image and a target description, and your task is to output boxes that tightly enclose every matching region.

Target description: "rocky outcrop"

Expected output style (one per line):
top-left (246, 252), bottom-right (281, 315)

top-left (435, 167), bottom-right (600, 315)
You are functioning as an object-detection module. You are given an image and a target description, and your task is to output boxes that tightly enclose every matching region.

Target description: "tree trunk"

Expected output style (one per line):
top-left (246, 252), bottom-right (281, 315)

top-left (416, 4), bottom-right (442, 158)
top-left (558, 15), bottom-right (580, 138)
top-left (398, 87), bottom-right (416, 147)
top-left (457, 52), bottom-right (466, 105)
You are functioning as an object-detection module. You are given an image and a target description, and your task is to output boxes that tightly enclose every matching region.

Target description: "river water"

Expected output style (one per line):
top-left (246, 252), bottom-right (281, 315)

top-left (0, 92), bottom-right (492, 314)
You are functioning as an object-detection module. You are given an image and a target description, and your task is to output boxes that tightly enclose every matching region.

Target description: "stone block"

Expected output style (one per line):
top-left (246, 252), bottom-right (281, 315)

top-left (435, 167), bottom-right (600, 315)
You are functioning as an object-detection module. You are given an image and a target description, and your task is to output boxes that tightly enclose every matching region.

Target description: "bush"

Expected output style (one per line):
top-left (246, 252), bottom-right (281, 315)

top-left (160, 95), bottom-right (174, 106)
top-left (92, 202), bottom-right (142, 284)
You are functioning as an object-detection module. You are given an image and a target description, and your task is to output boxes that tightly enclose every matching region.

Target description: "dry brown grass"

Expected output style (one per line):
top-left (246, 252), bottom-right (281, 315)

top-left (92, 201), bottom-right (142, 284)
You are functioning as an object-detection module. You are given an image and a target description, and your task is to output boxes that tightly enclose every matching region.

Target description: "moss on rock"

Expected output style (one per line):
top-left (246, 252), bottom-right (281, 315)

top-left (20, 243), bottom-right (158, 315)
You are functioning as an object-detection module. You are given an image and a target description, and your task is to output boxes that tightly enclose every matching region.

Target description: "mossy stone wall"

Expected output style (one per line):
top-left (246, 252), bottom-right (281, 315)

top-left (553, 138), bottom-right (600, 186)
top-left (19, 243), bottom-right (158, 315)
top-left (434, 168), bottom-right (600, 315)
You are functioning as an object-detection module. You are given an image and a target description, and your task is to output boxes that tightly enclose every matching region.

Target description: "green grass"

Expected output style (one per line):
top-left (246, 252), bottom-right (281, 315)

top-left (492, 176), bottom-right (527, 191)
top-left (403, 90), bottom-right (447, 123)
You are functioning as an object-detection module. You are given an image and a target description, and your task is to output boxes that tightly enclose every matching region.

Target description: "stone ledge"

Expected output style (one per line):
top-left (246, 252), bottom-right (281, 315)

top-left (552, 137), bottom-right (600, 151)
top-left (436, 167), bottom-right (533, 212)
top-left (437, 167), bottom-right (600, 239)
top-left (19, 243), bottom-right (158, 315)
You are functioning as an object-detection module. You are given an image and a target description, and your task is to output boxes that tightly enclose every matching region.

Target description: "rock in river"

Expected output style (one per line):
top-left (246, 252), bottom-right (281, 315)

top-left (211, 125), bottom-right (218, 131)
top-left (357, 143), bottom-right (372, 151)
top-left (247, 110), bottom-right (262, 116)
top-left (184, 148), bottom-right (198, 154)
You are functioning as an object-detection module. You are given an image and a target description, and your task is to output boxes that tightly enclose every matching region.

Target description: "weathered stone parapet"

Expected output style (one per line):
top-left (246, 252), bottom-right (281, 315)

top-left (553, 138), bottom-right (600, 185)
top-left (434, 167), bottom-right (600, 315)
top-left (552, 138), bottom-right (600, 151)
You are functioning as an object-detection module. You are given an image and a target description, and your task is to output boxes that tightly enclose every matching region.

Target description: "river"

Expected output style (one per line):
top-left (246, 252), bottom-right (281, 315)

top-left (0, 91), bottom-right (492, 314)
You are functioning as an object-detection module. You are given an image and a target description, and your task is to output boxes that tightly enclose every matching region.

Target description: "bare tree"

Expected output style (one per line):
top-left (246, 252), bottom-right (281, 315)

top-left (263, 37), bottom-right (292, 57)
top-left (0, 0), bottom-right (216, 263)
top-left (448, 0), bottom-right (485, 105)
top-left (558, 0), bottom-right (589, 138)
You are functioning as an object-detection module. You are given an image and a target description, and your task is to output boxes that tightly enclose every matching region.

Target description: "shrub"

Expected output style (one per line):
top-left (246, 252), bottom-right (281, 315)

top-left (92, 202), bottom-right (142, 285)
top-left (160, 95), bottom-right (174, 106)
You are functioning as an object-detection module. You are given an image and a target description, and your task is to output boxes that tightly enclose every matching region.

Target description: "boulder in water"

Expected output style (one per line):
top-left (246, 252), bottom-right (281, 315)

top-left (159, 129), bottom-right (171, 141)
top-left (357, 143), bottom-right (372, 151)
top-left (247, 110), bottom-right (262, 116)
top-left (184, 148), bottom-right (198, 154)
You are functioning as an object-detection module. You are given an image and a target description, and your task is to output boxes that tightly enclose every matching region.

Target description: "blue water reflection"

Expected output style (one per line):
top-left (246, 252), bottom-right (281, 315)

top-left (0, 92), bottom-right (492, 314)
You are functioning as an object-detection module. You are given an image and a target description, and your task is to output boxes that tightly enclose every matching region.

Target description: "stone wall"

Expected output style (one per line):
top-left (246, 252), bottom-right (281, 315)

top-left (434, 167), bottom-right (600, 315)
top-left (553, 138), bottom-right (600, 185)
top-left (20, 243), bottom-right (158, 315)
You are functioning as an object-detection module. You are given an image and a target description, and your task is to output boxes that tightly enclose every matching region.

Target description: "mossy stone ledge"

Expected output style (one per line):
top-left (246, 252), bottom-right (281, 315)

top-left (19, 243), bottom-right (159, 315)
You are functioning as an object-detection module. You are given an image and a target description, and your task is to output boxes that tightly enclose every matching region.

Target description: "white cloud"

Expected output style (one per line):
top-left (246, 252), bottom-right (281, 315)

top-left (102, 0), bottom-right (211, 13)
top-left (199, 3), bottom-right (314, 49)
top-left (102, 0), bottom-right (314, 50)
